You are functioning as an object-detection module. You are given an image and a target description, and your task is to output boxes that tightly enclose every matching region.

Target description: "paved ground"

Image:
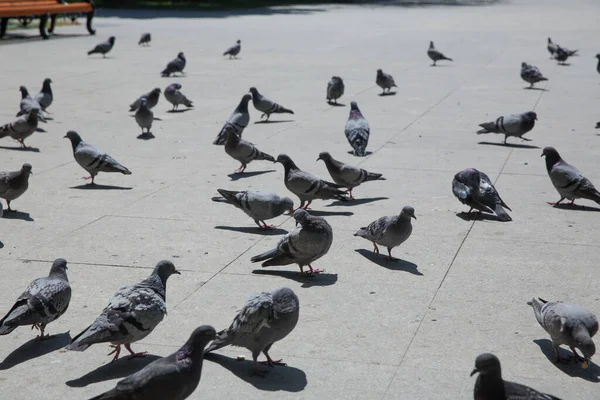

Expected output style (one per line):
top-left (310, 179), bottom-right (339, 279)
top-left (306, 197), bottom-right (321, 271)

top-left (1, 0), bottom-right (600, 398)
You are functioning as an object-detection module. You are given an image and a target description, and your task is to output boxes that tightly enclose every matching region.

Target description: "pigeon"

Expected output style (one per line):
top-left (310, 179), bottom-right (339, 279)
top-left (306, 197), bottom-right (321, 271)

top-left (66, 260), bottom-right (180, 362)
top-left (16, 86), bottom-right (44, 119)
top-left (34, 78), bottom-right (53, 112)
top-left (87, 326), bottom-right (216, 400)
top-left (0, 109), bottom-right (40, 148)
top-left (354, 206), bottom-right (416, 260)
top-left (0, 258), bottom-right (71, 338)
top-left (427, 41), bottom-right (453, 66)
top-left (471, 353), bottom-right (562, 400)
top-left (476, 111), bottom-right (537, 144)
top-left (326, 76), bottom-right (344, 104)
top-left (213, 189), bottom-right (294, 229)
top-left (554, 46), bottom-right (578, 64)
top-left (596, 121), bottom-right (600, 129)
top-left (248, 87), bottom-right (294, 121)
top-left (520, 62), bottom-right (548, 89)
top-left (64, 130), bottom-right (131, 185)
top-left (251, 210), bottom-right (332, 274)
top-left (528, 298), bottom-right (598, 367)
top-left (225, 130), bottom-right (275, 173)
top-left (0, 202), bottom-right (3, 218)
top-left (164, 83), bottom-right (193, 111)
top-left (376, 69), bottom-right (397, 94)
top-left (213, 94), bottom-right (252, 145)
top-left (223, 39), bottom-right (241, 59)
top-left (129, 88), bottom-right (161, 111)
top-left (596, 54), bottom-right (600, 76)
top-left (0, 163), bottom-right (32, 212)
top-left (541, 146), bottom-right (600, 206)
top-left (88, 36), bottom-right (116, 57)
top-left (205, 288), bottom-right (299, 376)
top-left (547, 37), bottom-right (557, 58)
top-left (135, 98), bottom-right (154, 138)
top-left (138, 32), bottom-right (151, 46)
top-left (345, 101), bottom-right (370, 157)
top-left (161, 52), bottom-right (186, 77)
top-left (452, 168), bottom-right (512, 221)
top-left (275, 154), bottom-right (348, 209)
top-left (316, 152), bottom-right (385, 199)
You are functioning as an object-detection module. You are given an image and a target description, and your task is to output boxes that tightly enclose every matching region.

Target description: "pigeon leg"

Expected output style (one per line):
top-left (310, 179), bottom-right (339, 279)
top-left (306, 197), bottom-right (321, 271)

top-left (529, 83), bottom-right (534, 89)
top-left (372, 242), bottom-right (379, 254)
top-left (302, 200), bottom-right (312, 210)
top-left (503, 135), bottom-right (508, 144)
top-left (33, 323), bottom-right (48, 340)
top-left (521, 137), bottom-right (532, 142)
top-left (306, 265), bottom-right (324, 274)
top-left (547, 197), bottom-right (565, 206)
top-left (260, 349), bottom-right (287, 367)
top-left (252, 360), bottom-right (268, 377)
top-left (18, 138), bottom-right (28, 148)
top-left (553, 347), bottom-right (571, 364)
top-left (6, 200), bottom-right (14, 212)
top-left (569, 199), bottom-right (576, 205)
top-left (387, 247), bottom-right (394, 261)
top-left (259, 221), bottom-right (275, 230)
top-left (235, 164), bottom-right (246, 173)
top-left (348, 189), bottom-right (355, 200)
top-left (124, 343), bottom-right (148, 358)
top-left (265, 114), bottom-right (270, 121)
top-left (107, 345), bottom-right (122, 362)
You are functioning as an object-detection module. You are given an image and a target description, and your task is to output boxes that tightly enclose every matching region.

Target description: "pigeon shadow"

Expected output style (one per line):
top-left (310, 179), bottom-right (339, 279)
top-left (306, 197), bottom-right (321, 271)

top-left (307, 209), bottom-right (353, 217)
top-left (214, 226), bottom-right (288, 236)
top-left (327, 197), bottom-right (388, 207)
top-left (227, 170), bottom-right (275, 181)
top-left (66, 354), bottom-right (162, 387)
top-left (327, 102), bottom-right (345, 107)
top-left (477, 141), bottom-right (539, 149)
top-left (137, 132), bottom-right (155, 140)
top-left (533, 339), bottom-right (600, 382)
top-left (524, 87), bottom-right (549, 91)
top-left (0, 332), bottom-right (71, 370)
top-left (1, 210), bottom-right (34, 221)
top-left (70, 184), bottom-right (132, 190)
top-left (204, 353), bottom-right (307, 392)
top-left (551, 203), bottom-right (600, 212)
top-left (35, 128), bottom-right (47, 133)
top-left (346, 150), bottom-right (373, 156)
top-left (252, 269), bottom-right (338, 288)
top-left (0, 240), bottom-right (3, 249)
top-left (557, 63), bottom-right (572, 66)
top-left (166, 108), bottom-right (193, 113)
top-left (378, 92), bottom-right (397, 96)
top-left (455, 211), bottom-right (505, 222)
top-left (0, 145), bottom-right (40, 152)
top-left (254, 120), bottom-right (295, 124)
top-left (355, 249), bottom-right (422, 275)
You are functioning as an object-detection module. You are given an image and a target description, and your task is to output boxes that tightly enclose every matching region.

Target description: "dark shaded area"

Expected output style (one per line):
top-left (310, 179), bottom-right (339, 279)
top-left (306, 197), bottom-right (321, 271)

top-left (0, 145), bottom-right (40, 152)
top-left (205, 353), bottom-right (307, 391)
top-left (328, 102), bottom-right (346, 107)
top-left (70, 184), bottom-right (132, 190)
top-left (215, 225), bottom-right (288, 235)
top-left (252, 269), bottom-right (338, 288)
top-left (254, 120), bottom-right (295, 124)
top-left (0, 332), bottom-right (71, 370)
top-left (1, 210), bottom-right (34, 221)
top-left (227, 169), bottom-right (275, 181)
top-left (66, 354), bottom-right (162, 387)
top-left (35, 128), bottom-right (47, 133)
top-left (533, 339), bottom-right (600, 382)
top-left (137, 132), bottom-right (156, 140)
top-left (355, 249), bottom-right (422, 275)
top-left (0, 32), bottom-right (89, 44)
top-left (327, 196), bottom-right (388, 207)
top-left (524, 87), bottom-right (549, 91)
top-left (455, 211), bottom-right (505, 222)
top-left (166, 108), bottom-right (193, 113)
top-left (308, 209), bottom-right (353, 217)
top-left (0, 240), bottom-right (4, 249)
top-left (477, 141), bottom-right (539, 149)
top-left (346, 150), bottom-right (373, 156)
top-left (378, 91), bottom-right (397, 96)
top-left (551, 203), bottom-right (600, 212)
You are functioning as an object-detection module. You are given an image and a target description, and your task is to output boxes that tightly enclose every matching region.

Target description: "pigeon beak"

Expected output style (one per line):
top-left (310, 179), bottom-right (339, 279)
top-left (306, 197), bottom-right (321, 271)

top-left (316, 157), bottom-right (321, 161)
top-left (411, 214), bottom-right (417, 220)
top-left (174, 269), bottom-right (181, 275)
top-left (63, 135), bottom-right (68, 139)
top-left (470, 368), bottom-right (479, 377)
top-left (540, 152), bottom-right (544, 157)
top-left (287, 208), bottom-right (294, 216)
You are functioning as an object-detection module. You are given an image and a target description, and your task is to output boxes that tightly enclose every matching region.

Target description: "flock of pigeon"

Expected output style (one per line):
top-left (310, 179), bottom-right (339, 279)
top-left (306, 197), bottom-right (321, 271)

top-left (0, 29), bottom-right (599, 400)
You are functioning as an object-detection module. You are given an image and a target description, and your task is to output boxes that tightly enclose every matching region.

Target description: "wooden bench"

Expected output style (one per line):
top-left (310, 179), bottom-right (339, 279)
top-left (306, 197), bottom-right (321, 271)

top-left (0, 0), bottom-right (95, 40)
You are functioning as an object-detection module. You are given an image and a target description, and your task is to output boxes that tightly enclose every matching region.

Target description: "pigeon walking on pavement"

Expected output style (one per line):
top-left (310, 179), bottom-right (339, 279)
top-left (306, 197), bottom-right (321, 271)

top-left (164, 83), bottom-right (193, 111)
top-left (161, 52), bottom-right (186, 77)
top-left (0, 109), bottom-right (40, 148)
top-left (223, 39), bottom-right (241, 59)
top-left (0, 163), bottom-right (32, 212)
top-left (66, 261), bottom-right (180, 362)
top-left (212, 189), bottom-right (294, 229)
top-left (0, 258), bottom-right (71, 338)
top-left (251, 210), bottom-right (333, 274)
top-left (427, 41), bottom-right (453, 66)
top-left (87, 326), bottom-right (216, 400)
top-left (317, 152), bottom-right (385, 199)
top-left (225, 130), bottom-right (275, 173)
top-left (205, 288), bottom-right (299, 376)
top-left (547, 37), bottom-right (557, 58)
top-left (345, 101), bottom-right (370, 157)
top-left (16, 86), bottom-right (43, 118)
top-left (452, 168), bottom-right (512, 221)
top-left (476, 111), bottom-right (537, 144)
top-left (520, 62), bottom-right (548, 89)
top-left (213, 94), bottom-right (251, 145)
top-left (129, 88), bottom-right (161, 111)
top-left (541, 146), bottom-right (600, 206)
top-left (135, 98), bottom-right (154, 138)
top-left (64, 130), bottom-right (131, 185)
top-left (34, 78), bottom-right (53, 112)
top-left (354, 206), bottom-right (416, 260)
top-left (138, 32), bottom-right (151, 46)
top-left (326, 76), bottom-right (344, 104)
top-left (554, 46), bottom-right (578, 65)
top-left (249, 87), bottom-right (294, 121)
top-left (376, 69), bottom-right (397, 94)
top-left (87, 36), bottom-right (115, 57)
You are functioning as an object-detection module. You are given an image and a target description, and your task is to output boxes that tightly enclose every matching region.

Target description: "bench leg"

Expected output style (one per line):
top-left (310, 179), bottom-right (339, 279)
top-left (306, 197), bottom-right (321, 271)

top-left (0, 18), bottom-right (7, 39)
top-left (39, 14), bottom-right (49, 39)
top-left (86, 0), bottom-right (96, 35)
top-left (48, 15), bottom-right (57, 34)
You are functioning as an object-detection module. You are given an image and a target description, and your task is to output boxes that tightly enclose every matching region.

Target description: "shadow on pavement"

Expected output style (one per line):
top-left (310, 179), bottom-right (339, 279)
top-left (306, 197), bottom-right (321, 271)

top-left (355, 249), bottom-right (422, 275)
top-left (254, 120), bottom-right (294, 124)
top-left (477, 141), bottom-right (539, 149)
top-left (533, 339), bottom-right (600, 382)
top-left (66, 354), bottom-right (161, 387)
top-left (308, 209), bottom-right (353, 217)
top-left (327, 197), bottom-right (388, 207)
top-left (215, 226), bottom-right (288, 235)
top-left (0, 145), bottom-right (40, 152)
top-left (455, 211), bottom-right (505, 222)
top-left (70, 184), bottom-right (132, 190)
top-left (0, 332), bottom-right (71, 370)
top-left (2, 210), bottom-right (34, 221)
top-left (252, 269), bottom-right (338, 287)
top-left (551, 203), bottom-right (600, 212)
top-left (228, 170), bottom-right (275, 181)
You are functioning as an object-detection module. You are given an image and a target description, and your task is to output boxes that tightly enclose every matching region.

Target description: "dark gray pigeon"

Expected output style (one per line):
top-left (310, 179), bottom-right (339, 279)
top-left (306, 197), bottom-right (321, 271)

top-left (547, 38), bottom-right (557, 58)
top-left (0, 109), bottom-right (39, 148)
top-left (249, 87), bottom-right (294, 121)
top-left (223, 39), bottom-right (241, 58)
top-left (354, 206), bottom-right (415, 260)
top-left (161, 52), bottom-right (186, 77)
top-left (376, 69), bottom-right (397, 94)
top-left (129, 88), bottom-right (161, 112)
top-left (477, 111), bottom-right (537, 144)
top-left (213, 94), bottom-right (252, 145)
top-left (345, 101), bottom-right (370, 157)
top-left (251, 210), bottom-right (333, 274)
top-left (138, 32), bottom-right (151, 46)
top-left (554, 45), bottom-right (578, 64)
top-left (427, 41), bottom-right (452, 66)
top-left (34, 78), bottom-right (53, 112)
top-left (164, 83), bottom-right (193, 111)
top-left (0, 163), bottom-right (32, 212)
top-left (528, 297), bottom-right (598, 367)
top-left (17, 85), bottom-right (39, 117)
top-left (541, 146), bottom-right (600, 206)
top-left (135, 98), bottom-right (154, 138)
top-left (205, 288), bottom-right (298, 376)
top-left (326, 76), bottom-right (344, 104)
top-left (0, 258), bottom-right (70, 338)
top-left (520, 62), bottom-right (548, 89)
top-left (88, 325), bottom-right (216, 400)
top-left (67, 260), bottom-right (180, 362)
top-left (213, 189), bottom-right (294, 229)
top-left (596, 54), bottom-right (600, 76)
top-left (225, 130), bottom-right (275, 173)
top-left (596, 121), bottom-right (600, 129)
top-left (64, 130), bottom-right (131, 185)
top-left (88, 36), bottom-right (115, 57)
top-left (317, 152), bottom-right (384, 199)
top-left (471, 353), bottom-right (562, 400)
top-left (452, 168), bottom-right (512, 221)
top-left (275, 154), bottom-right (348, 209)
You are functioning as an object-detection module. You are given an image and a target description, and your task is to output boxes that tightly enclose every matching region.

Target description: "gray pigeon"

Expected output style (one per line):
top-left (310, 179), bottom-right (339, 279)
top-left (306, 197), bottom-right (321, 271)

top-left (213, 189), bottom-right (294, 229)
top-left (354, 206), bottom-right (416, 260)
top-left (64, 130), bottom-right (131, 185)
top-left (88, 326), bottom-right (216, 400)
top-left (135, 98), bottom-right (154, 138)
top-left (345, 101), bottom-right (370, 157)
top-left (452, 168), bottom-right (512, 221)
top-left (596, 54), bottom-right (600, 76)
top-left (16, 86), bottom-right (45, 121)
top-left (223, 39), bottom-right (241, 58)
top-left (164, 83), bottom-right (193, 111)
top-left (0, 109), bottom-right (40, 148)
top-left (225, 130), bottom-right (275, 173)
top-left (471, 353), bottom-right (562, 400)
top-left (205, 288), bottom-right (299, 376)
top-left (326, 76), bottom-right (344, 104)
top-left (554, 45), bottom-right (578, 64)
top-left (0, 258), bottom-right (71, 338)
top-left (0, 163), bottom-right (32, 212)
top-left (129, 88), bottom-right (161, 112)
top-left (547, 37), bottom-right (557, 58)
top-left (275, 154), bottom-right (348, 209)
top-left (316, 152), bottom-right (385, 199)
top-left (376, 69), bottom-right (397, 94)
top-left (427, 41), bottom-right (453, 66)
top-left (520, 62), bottom-right (548, 89)
top-left (248, 87), bottom-right (294, 121)
top-left (528, 298), bottom-right (598, 367)
top-left (88, 36), bottom-right (115, 57)
top-left (66, 260), bottom-right (180, 362)
top-left (541, 146), bottom-right (600, 206)
top-left (34, 78), bottom-right (53, 112)
top-left (251, 210), bottom-right (333, 274)
top-left (138, 32), bottom-right (151, 46)
top-left (213, 94), bottom-right (252, 145)
top-left (161, 52), bottom-right (186, 77)
top-left (476, 111), bottom-right (537, 144)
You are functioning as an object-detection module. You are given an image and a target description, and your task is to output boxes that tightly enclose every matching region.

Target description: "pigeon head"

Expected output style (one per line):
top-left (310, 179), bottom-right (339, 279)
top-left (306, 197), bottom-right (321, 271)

top-left (331, 76), bottom-right (343, 83)
top-left (236, 40), bottom-right (241, 44)
top-left (19, 86), bottom-right (29, 97)
top-left (177, 52), bottom-right (185, 60)
top-left (573, 326), bottom-right (596, 361)
top-left (400, 205), bottom-right (417, 220)
top-left (240, 94), bottom-right (252, 104)
top-left (521, 62), bottom-right (527, 68)
top-left (179, 325), bottom-right (217, 359)
top-left (49, 258), bottom-right (69, 278)
top-left (21, 163), bottom-right (33, 175)
top-left (377, 69), bottom-right (383, 75)
top-left (108, 36), bottom-right (116, 44)
top-left (547, 37), bottom-right (552, 44)
top-left (523, 111), bottom-right (537, 121)
top-left (316, 151), bottom-right (332, 162)
top-left (167, 83), bottom-right (181, 91)
top-left (272, 287), bottom-right (299, 314)
top-left (42, 78), bottom-right (53, 91)
top-left (470, 353), bottom-right (501, 377)
top-left (249, 87), bottom-right (259, 96)
top-left (293, 209), bottom-right (310, 225)
top-left (152, 260), bottom-right (181, 282)
top-left (429, 41), bottom-right (434, 48)
top-left (541, 146), bottom-right (561, 165)
top-left (350, 101), bottom-right (359, 111)
top-left (275, 154), bottom-right (298, 170)
top-left (596, 54), bottom-right (600, 60)
top-left (152, 87), bottom-right (161, 95)
top-left (279, 197), bottom-right (295, 215)
top-left (64, 131), bottom-right (83, 151)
